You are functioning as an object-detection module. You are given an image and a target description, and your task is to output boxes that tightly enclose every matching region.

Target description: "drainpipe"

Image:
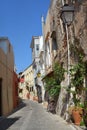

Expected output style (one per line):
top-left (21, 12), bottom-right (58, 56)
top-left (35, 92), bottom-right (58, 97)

top-left (41, 16), bottom-right (45, 101)
top-left (66, 24), bottom-right (70, 86)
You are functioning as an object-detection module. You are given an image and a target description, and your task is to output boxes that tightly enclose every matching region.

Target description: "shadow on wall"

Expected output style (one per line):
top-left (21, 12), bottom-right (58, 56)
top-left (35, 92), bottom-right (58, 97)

top-left (0, 117), bottom-right (21, 130)
top-left (10, 99), bottom-right (26, 115)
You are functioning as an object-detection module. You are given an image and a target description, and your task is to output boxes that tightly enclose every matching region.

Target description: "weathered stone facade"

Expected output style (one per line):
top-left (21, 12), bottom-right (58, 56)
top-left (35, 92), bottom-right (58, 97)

top-left (74, 0), bottom-right (87, 60)
top-left (43, 0), bottom-right (87, 119)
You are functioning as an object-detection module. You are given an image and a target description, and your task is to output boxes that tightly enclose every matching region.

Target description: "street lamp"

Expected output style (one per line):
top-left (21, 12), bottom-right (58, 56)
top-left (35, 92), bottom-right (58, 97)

top-left (60, 4), bottom-right (74, 25)
top-left (60, 4), bottom-right (74, 86)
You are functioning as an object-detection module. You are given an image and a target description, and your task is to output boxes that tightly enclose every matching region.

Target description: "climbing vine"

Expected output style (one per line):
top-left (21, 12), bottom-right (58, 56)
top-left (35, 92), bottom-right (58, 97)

top-left (44, 62), bottom-right (65, 98)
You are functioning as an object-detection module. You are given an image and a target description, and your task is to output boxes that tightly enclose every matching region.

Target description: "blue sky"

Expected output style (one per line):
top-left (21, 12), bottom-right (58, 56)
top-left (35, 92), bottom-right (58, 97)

top-left (0, 0), bottom-right (50, 73)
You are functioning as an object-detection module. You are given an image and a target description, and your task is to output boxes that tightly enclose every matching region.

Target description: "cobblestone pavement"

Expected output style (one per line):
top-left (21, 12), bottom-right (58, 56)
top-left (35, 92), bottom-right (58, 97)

top-left (0, 100), bottom-right (86, 130)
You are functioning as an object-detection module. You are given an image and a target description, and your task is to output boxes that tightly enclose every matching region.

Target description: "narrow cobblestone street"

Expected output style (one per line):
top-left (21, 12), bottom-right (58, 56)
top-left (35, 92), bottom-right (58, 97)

top-left (0, 100), bottom-right (82, 130)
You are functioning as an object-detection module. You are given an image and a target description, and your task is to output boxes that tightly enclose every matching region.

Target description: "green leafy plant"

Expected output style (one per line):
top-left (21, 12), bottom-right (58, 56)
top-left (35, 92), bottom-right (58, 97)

top-left (68, 45), bottom-right (87, 111)
top-left (53, 62), bottom-right (65, 84)
top-left (68, 54), bottom-right (86, 122)
top-left (44, 62), bottom-right (65, 98)
top-left (68, 39), bottom-right (87, 125)
top-left (70, 55), bottom-right (85, 90)
top-left (69, 37), bottom-right (86, 108)
top-left (69, 54), bottom-right (86, 103)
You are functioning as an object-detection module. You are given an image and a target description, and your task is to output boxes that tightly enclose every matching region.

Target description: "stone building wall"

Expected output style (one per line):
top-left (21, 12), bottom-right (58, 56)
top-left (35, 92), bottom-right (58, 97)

top-left (44, 0), bottom-right (87, 118)
top-left (74, 0), bottom-right (87, 60)
top-left (48, 0), bottom-right (69, 117)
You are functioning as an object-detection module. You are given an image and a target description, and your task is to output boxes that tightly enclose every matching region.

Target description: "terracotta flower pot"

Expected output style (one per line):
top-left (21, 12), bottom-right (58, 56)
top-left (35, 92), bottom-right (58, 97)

top-left (72, 108), bottom-right (83, 125)
top-left (35, 96), bottom-right (38, 101)
top-left (33, 96), bottom-right (35, 100)
top-left (33, 96), bottom-right (38, 101)
top-left (27, 93), bottom-right (30, 99)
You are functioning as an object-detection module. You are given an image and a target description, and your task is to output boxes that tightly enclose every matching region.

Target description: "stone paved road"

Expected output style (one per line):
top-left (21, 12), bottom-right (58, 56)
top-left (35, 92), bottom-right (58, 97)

top-left (0, 100), bottom-right (77, 130)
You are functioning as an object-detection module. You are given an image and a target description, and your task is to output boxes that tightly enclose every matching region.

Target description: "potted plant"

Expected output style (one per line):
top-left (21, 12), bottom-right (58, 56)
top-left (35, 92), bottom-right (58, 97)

top-left (69, 55), bottom-right (86, 125)
top-left (72, 102), bottom-right (84, 125)
top-left (67, 91), bottom-right (84, 125)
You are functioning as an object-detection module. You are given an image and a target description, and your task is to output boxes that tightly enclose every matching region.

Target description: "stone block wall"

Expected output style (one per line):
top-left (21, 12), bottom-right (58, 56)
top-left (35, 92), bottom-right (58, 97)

top-left (44, 0), bottom-right (87, 118)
